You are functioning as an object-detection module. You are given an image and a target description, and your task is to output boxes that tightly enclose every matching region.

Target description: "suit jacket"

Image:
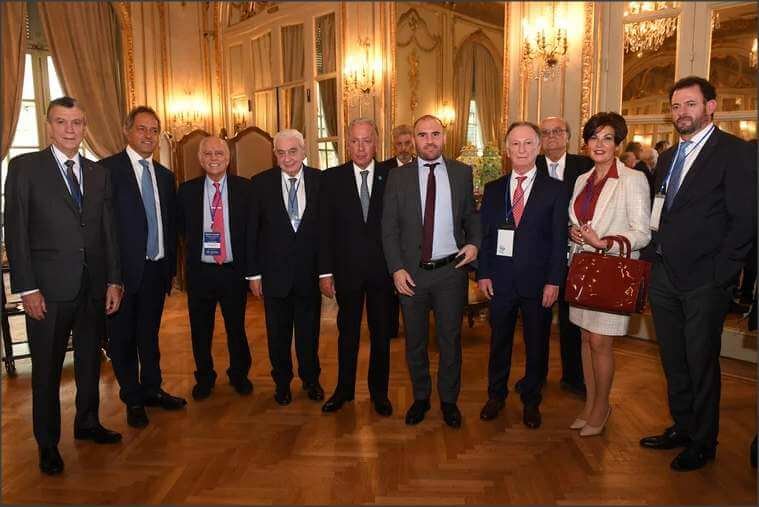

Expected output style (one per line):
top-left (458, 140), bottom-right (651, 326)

top-left (477, 170), bottom-right (569, 297)
top-left (382, 157), bottom-right (481, 278)
top-left (569, 159), bottom-right (651, 258)
top-left (536, 153), bottom-right (593, 194)
top-left (651, 127), bottom-right (756, 290)
top-left (4, 146), bottom-right (121, 301)
top-left (99, 150), bottom-right (176, 295)
top-left (319, 160), bottom-right (393, 292)
top-left (249, 165), bottom-right (321, 298)
top-left (176, 174), bottom-right (253, 292)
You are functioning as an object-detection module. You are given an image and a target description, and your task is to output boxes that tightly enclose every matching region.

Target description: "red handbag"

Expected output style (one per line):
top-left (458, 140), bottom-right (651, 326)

top-left (565, 235), bottom-right (652, 315)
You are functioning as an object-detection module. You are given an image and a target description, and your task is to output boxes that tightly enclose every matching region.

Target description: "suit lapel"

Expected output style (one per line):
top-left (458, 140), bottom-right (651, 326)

top-left (45, 147), bottom-right (80, 216)
top-left (520, 172), bottom-right (545, 227)
top-left (669, 127), bottom-right (720, 212)
top-left (341, 163), bottom-right (364, 221)
top-left (410, 162), bottom-right (423, 228)
top-left (445, 158), bottom-right (460, 226)
top-left (80, 155), bottom-right (94, 215)
top-left (368, 162), bottom-right (387, 224)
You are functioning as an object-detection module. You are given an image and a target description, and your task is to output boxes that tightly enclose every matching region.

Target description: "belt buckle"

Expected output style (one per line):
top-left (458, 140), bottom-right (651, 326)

top-left (420, 261), bottom-right (434, 270)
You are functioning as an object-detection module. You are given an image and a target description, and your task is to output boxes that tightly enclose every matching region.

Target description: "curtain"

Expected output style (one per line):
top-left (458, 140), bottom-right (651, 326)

top-left (1, 1), bottom-right (26, 159)
top-left (251, 33), bottom-right (271, 90)
top-left (472, 44), bottom-right (501, 148)
top-left (38, 2), bottom-right (126, 158)
top-left (316, 14), bottom-right (337, 152)
top-left (451, 44), bottom-right (474, 159)
top-left (281, 24), bottom-right (304, 134)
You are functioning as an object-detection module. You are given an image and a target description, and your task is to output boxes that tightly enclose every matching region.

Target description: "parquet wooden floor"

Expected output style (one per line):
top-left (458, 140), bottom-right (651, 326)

top-left (2, 292), bottom-right (757, 505)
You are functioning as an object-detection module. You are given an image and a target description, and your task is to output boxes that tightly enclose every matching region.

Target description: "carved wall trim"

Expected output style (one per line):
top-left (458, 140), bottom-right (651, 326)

top-left (408, 48), bottom-right (419, 115)
top-left (389, 1), bottom-right (397, 131)
top-left (158, 2), bottom-right (170, 125)
top-left (501, 2), bottom-right (509, 139)
top-left (112, 2), bottom-right (136, 110)
top-left (396, 7), bottom-right (440, 52)
top-left (579, 1), bottom-right (594, 152)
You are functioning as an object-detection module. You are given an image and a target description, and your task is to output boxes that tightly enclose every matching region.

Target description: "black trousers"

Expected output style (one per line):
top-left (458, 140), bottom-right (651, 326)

top-left (333, 282), bottom-right (394, 400)
top-left (557, 284), bottom-right (584, 385)
top-left (649, 261), bottom-right (730, 450)
top-left (390, 293), bottom-right (401, 337)
top-left (487, 288), bottom-right (552, 407)
top-left (27, 272), bottom-right (102, 447)
top-left (187, 263), bottom-right (251, 386)
top-left (107, 259), bottom-right (167, 406)
top-left (263, 290), bottom-right (321, 388)
top-left (400, 263), bottom-right (468, 404)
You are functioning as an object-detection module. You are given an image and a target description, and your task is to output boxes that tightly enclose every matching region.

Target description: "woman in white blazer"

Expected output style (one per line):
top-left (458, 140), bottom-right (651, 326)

top-left (567, 112), bottom-right (651, 436)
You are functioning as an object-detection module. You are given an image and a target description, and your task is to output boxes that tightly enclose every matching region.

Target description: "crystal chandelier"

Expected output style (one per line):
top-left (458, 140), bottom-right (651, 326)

top-left (624, 2), bottom-right (679, 55)
top-left (521, 16), bottom-right (568, 81)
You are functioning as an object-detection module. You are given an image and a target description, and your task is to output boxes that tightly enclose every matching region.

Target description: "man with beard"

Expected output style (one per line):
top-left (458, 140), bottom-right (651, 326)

top-left (640, 76), bottom-right (756, 471)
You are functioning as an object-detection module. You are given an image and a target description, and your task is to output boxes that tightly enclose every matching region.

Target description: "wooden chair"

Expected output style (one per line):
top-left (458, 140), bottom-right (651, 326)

top-left (228, 126), bottom-right (276, 178)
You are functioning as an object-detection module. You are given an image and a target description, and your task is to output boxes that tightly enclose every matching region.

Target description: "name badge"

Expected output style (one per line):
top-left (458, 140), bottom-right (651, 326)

top-left (203, 231), bottom-right (222, 256)
top-left (650, 193), bottom-right (665, 231)
top-left (497, 224), bottom-right (515, 257)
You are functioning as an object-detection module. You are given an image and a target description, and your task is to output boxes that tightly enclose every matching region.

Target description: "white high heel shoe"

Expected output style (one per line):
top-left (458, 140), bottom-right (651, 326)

top-left (569, 417), bottom-right (587, 430)
top-left (579, 407), bottom-right (612, 437)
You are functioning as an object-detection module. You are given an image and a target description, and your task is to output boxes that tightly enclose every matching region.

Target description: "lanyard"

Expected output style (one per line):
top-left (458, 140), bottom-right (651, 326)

top-left (658, 125), bottom-right (714, 194)
top-left (206, 178), bottom-right (226, 224)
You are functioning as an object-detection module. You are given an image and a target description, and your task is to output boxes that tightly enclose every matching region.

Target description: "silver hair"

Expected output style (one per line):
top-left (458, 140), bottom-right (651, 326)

top-left (348, 117), bottom-right (379, 139)
top-left (273, 129), bottom-right (306, 151)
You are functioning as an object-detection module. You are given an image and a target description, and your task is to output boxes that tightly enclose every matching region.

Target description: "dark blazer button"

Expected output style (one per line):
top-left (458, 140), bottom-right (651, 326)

top-left (79, 248), bottom-right (84, 252)
top-left (81, 222), bottom-right (86, 227)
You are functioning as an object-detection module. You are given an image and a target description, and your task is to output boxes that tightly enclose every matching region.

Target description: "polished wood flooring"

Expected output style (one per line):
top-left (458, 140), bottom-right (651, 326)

top-left (2, 292), bottom-right (757, 505)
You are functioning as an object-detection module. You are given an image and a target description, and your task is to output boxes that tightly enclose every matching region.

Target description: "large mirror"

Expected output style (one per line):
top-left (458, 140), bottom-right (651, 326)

top-left (392, 2), bottom-right (505, 160)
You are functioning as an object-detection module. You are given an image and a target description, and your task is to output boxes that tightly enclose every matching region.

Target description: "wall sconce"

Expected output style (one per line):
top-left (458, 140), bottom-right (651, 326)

top-left (169, 91), bottom-right (209, 131)
top-left (343, 37), bottom-right (381, 96)
top-left (521, 14), bottom-right (568, 81)
top-left (437, 102), bottom-right (455, 128)
top-left (231, 99), bottom-right (249, 134)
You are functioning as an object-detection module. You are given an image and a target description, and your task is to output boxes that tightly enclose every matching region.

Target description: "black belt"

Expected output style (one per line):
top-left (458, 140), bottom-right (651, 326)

top-left (419, 253), bottom-right (458, 270)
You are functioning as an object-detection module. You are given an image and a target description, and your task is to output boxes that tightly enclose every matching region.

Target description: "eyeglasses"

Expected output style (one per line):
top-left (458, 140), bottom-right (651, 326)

top-left (540, 128), bottom-right (567, 137)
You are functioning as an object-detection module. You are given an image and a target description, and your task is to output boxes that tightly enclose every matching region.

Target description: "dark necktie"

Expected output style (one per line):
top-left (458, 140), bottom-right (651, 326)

top-left (64, 159), bottom-right (82, 210)
top-left (421, 162), bottom-right (439, 263)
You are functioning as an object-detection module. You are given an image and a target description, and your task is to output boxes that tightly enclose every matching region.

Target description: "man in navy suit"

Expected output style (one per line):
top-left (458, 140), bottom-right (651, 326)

top-left (477, 122), bottom-right (569, 429)
top-left (319, 118), bottom-right (395, 416)
top-left (100, 107), bottom-right (186, 429)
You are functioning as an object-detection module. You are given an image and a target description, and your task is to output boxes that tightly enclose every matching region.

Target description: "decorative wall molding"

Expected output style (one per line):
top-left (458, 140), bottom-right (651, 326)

top-left (112, 2), bottom-right (136, 110)
top-left (501, 2), bottom-right (509, 138)
top-left (408, 48), bottom-right (419, 115)
top-left (397, 7), bottom-right (440, 52)
top-left (579, 1), bottom-right (595, 152)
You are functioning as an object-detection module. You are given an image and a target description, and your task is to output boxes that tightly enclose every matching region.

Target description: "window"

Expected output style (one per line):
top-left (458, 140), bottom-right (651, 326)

top-left (314, 12), bottom-right (338, 169)
top-left (466, 99), bottom-right (484, 156)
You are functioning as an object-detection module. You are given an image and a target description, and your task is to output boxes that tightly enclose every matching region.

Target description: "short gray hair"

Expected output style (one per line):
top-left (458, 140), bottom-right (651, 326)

top-left (505, 121), bottom-right (542, 143)
top-left (391, 124), bottom-right (413, 139)
top-left (198, 135), bottom-right (230, 156)
top-left (348, 117), bottom-right (379, 140)
top-left (273, 129), bottom-right (305, 151)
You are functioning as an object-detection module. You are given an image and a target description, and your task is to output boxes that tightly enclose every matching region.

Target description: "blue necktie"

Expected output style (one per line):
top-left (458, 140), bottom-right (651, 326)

top-left (549, 162), bottom-right (559, 180)
top-left (288, 177), bottom-right (299, 230)
top-left (64, 159), bottom-right (82, 210)
top-left (665, 140), bottom-right (691, 209)
top-left (139, 159), bottom-right (160, 259)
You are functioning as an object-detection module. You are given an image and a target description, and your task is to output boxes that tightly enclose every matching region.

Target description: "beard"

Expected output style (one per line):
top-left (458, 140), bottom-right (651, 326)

top-left (673, 113), bottom-right (707, 135)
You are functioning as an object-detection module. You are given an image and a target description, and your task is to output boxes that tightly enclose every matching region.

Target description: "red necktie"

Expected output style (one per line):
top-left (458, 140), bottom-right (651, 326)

top-left (421, 162), bottom-right (438, 263)
top-left (512, 176), bottom-right (527, 227)
top-left (212, 182), bottom-right (226, 264)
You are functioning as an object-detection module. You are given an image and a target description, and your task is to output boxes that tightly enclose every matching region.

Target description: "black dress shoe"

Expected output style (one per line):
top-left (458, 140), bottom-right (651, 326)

top-left (441, 402), bottom-right (462, 428)
top-left (74, 424), bottom-right (122, 444)
top-left (144, 389), bottom-right (187, 410)
top-left (479, 398), bottom-right (505, 421)
top-left (405, 399), bottom-right (430, 425)
top-left (670, 445), bottom-right (716, 471)
top-left (126, 405), bottom-right (149, 428)
top-left (304, 381), bottom-right (324, 401)
top-left (640, 426), bottom-right (691, 450)
top-left (372, 398), bottom-right (393, 417)
top-left (559, 380), bottom-right (587, 398)
top-left (274, 386), bottom-right (292, 405)
top-left (191, 383), bottom-right (213, 401)
top-left (523, 404), bottom-right (541, 429)
top-left (39, 446), bottom-right (64, 475)
top-left (322, 392), bottom-right (354, 412)
top-left (230, 377), bottom-right (254, 396)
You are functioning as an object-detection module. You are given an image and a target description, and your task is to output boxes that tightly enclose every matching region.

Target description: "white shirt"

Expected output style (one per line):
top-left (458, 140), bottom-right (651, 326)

top-left (353, 160), bottom-right (374, 197)
top-left (281, 166), bottom-right (306, 222)
top-left (668, 122), bottom-right (715, 190)
top-left (51, 144), bottom-right (83, 196)
top-left (544, 152), bottom-right (567, 182)
top-left (418, 156), bottom-right (458, 260)
top-left (126, 145), bottom-right (165, 260)
top-left (510, 166), bottom-right (538, 208)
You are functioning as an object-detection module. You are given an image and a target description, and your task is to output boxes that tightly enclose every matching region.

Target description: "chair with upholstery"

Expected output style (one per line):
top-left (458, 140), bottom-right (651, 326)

top-left (228, 126), bottom-right (276, 178)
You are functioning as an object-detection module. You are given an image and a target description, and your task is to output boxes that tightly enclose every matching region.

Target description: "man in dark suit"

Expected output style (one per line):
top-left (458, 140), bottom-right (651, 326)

top-left (176, 136), bottom-right (254, 401)
top-left (641, 76), bottom-right (756, 471)
top-left (382, 114), bottom-right (481, 428)
top-left (100, 106), bottom-right (186, 429)
top-left (477, 122), bottom-right (569, 428)
top-left (319, 118), bottom-right (395, 416)
top-left (249, 129), bottom-right (323, 405)
top-left (4, 96), bottom-right (123, 475)
top-left (524, 116), bottom-right (594, 399)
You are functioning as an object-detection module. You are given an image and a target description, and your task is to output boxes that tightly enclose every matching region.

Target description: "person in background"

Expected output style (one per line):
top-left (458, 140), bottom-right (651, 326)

top-left (620, 151), bottom-right (638, 169)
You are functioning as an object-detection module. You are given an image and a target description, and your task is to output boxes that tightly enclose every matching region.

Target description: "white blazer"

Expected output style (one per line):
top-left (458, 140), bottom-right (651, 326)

top-left (568, 158), bottom-right (651, 259)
